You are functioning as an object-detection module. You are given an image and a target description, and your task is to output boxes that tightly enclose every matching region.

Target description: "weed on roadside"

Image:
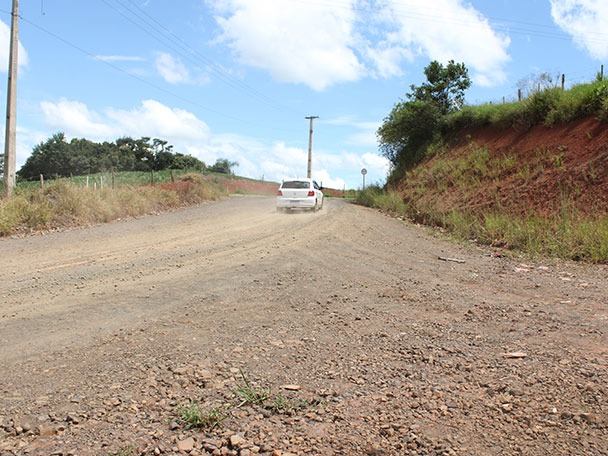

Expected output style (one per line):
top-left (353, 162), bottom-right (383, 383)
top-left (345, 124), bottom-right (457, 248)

top-left (109, 446), bottom-right (135, 456)
top-left (271, 393), bottom-right (320, 414)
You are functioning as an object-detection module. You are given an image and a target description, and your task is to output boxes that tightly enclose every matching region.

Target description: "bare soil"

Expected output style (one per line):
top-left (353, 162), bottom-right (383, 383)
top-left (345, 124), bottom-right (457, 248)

top-left (435, 116), bottom-right (608, 217)
top-left (0, 196), bottom-right (606, 455)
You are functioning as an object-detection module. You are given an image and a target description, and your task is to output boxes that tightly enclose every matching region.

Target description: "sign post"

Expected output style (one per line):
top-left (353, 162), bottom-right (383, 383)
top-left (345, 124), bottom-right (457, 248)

top-left (361, 168), bottom-right (367, 190)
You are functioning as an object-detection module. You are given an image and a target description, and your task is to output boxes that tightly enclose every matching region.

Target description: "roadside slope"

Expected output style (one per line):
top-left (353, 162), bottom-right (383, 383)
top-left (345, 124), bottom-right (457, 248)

top-left (399, 116), bottom-right (608, 218)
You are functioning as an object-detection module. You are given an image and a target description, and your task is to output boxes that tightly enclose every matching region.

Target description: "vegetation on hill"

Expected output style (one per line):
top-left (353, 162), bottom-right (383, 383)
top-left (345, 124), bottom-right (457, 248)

top-left (370, 63), bottom-right (608, 263)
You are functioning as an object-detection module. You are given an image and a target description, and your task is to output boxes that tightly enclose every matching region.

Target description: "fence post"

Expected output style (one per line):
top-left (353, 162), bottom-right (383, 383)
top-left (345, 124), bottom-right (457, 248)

top-left (561, 73), bottom-right (565, 90)
top-left (39, 174), bottom-right (44, 189)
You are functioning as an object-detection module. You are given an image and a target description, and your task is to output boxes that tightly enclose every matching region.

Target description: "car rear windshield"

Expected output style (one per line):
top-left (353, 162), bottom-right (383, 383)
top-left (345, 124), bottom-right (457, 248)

top-left (282, 181), bottom-right (310, 189)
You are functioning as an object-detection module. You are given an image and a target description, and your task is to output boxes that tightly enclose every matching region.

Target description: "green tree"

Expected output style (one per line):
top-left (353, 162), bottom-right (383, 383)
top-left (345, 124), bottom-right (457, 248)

top-left (377, 60), bottom-right (471, 177)
top-left (209, 158), bottom-right (238, 174)
top-left (18, 132), bottom-right (71, 179)
top-left (377, 101), bottom-right (441, 174)
top-left (116, 136), bottom-right (154, 171)
top-left (152, 150), bottom-right (175, 171)
top-left (172, 154), bottom-right (206, 171)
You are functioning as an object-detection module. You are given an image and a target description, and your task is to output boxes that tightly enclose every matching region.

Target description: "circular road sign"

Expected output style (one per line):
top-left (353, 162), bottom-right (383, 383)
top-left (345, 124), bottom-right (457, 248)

top-left (361, 168), bottom-right (367, 175)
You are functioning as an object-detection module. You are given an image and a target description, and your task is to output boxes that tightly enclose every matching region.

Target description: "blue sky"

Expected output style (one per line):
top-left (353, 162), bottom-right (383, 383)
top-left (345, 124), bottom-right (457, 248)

top-left (1, 0), bottom-right (607, 189)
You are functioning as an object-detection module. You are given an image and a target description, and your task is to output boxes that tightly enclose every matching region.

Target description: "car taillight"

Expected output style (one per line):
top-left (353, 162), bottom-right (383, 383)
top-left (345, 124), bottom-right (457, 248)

top-left (277, 190), bottom-right (283, 196)
top-left (308, 190), bottom-right (315, 196)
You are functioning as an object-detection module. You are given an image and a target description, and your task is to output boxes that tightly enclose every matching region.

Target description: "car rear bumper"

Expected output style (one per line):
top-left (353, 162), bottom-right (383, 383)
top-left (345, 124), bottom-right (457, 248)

top-left (276, 197), bottom-right (316, 209)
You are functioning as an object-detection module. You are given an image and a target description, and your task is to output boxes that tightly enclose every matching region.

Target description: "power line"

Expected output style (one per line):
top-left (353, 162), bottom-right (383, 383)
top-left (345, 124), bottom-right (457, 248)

top-left (100, 0), bottom-right (298, 116)
top-left (9, 11), bottom-right (306, 137)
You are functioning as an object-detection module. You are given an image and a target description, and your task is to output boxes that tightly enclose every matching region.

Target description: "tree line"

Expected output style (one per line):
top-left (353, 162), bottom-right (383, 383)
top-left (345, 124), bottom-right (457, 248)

top-left (16, 132), bottom-right (237, 180)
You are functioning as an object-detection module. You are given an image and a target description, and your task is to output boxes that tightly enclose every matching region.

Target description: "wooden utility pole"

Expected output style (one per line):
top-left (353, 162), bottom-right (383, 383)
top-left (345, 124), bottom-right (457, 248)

top-left (305, 116), bottom-right (319, 179)
top-left (3, 0), bottom-right (19, 198)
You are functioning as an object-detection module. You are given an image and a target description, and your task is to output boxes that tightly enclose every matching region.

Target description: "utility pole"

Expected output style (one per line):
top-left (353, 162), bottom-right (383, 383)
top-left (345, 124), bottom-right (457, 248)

top-left (3, 0), bottom-right (19, 198)
top-left (305, 116), bottom-right (319, 179)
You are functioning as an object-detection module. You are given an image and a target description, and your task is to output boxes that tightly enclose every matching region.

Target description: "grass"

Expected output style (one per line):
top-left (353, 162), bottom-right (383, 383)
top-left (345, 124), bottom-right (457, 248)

top-left (172, 370), bottom-right (320, 432)
top-left (0, 173), bottom-right (224, 236)
top-left (443, 79), bottom-right (608, 134)
top-left (357, 149), bottom-right (608, 264)
top-left (176, 402), bottom-right (229, 430)
top-left (365, 197), bottom-right (608, 263)
top-left (109, 446), bottom-right (136, 456)
top-left (233, 369), bottom-right (317, 413)
top-left (233, 369), bottom-right (272, 407)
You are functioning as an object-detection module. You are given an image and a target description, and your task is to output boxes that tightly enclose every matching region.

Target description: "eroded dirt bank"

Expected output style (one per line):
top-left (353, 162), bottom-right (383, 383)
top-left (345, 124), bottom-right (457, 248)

top-left (0, 196), bottom-right (606, 455)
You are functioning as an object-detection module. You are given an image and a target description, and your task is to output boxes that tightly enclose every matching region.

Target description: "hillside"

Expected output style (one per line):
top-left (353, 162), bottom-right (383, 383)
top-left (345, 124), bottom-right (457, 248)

top-left (386, 116), bottom-right (608, 262)
top-left (400, 116), bottom-right (608, 218)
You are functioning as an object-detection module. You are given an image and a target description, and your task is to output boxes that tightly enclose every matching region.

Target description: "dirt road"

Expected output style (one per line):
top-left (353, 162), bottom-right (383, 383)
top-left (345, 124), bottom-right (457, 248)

top-left (1, 196), bottom-right (606, 455)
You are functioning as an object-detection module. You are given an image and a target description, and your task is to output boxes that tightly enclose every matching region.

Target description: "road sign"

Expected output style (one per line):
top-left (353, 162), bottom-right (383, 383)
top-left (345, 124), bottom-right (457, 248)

top-left (361, 168), bottom-right (367, 175)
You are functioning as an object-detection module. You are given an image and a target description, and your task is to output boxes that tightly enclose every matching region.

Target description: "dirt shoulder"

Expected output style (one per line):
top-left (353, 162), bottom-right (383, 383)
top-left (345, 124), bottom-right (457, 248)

top-left (0, 196), bottom-right (606, 455)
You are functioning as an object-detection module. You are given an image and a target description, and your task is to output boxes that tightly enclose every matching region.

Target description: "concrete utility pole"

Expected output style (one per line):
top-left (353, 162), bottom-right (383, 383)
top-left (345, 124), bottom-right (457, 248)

top-left (305, 116), bottom-right (319, 179)
top-left (3, 0), bottom-right (19, 198)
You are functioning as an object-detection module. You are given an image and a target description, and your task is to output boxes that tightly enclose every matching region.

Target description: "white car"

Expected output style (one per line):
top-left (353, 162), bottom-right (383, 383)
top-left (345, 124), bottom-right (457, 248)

top-left (276, 178), bottom-right (324, 212)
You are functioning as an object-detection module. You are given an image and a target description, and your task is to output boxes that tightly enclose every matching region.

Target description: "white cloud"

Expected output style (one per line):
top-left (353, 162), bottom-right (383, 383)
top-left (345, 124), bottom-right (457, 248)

top-left (106, 100), bottom-right (211, 141)
top-left (550, 0), bottom-right (608, 60)
top-left (155, 52), bottom-right (191, 84)
top-left (40, 99), bottom-right (114, 138)
top-left (207, 0), bottom-right (510, 89)
top-left (39, 98), bottom-right (210, 144)
top-left (381, 0), bottom-right (511, 87)
top-left (209, 0), bottom-right (365, 91)
top-left (0, 20), bottom-right (29, 71)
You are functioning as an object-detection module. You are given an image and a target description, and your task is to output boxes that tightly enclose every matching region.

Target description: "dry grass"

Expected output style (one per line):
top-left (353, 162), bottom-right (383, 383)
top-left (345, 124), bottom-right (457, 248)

top-left (0, 175), bottom-right (223, 236)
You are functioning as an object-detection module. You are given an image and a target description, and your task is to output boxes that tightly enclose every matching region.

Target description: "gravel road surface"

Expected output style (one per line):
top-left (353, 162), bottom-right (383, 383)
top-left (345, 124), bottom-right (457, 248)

top-left (1, 196), bottom-right (606, 455)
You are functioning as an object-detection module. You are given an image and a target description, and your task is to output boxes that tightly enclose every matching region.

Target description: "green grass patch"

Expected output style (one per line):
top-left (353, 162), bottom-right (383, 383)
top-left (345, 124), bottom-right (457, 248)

top-left (356, 186), bottom-right (608, 263)
top-left (443, 80), bottom-right (608, 134)
top-left (233, 369), bottom-right (272, 407)
top-left (175, 402), bottom-right (228, 430)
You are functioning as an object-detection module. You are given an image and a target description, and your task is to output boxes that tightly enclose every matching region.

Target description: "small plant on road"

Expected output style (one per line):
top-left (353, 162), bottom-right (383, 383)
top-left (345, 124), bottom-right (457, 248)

top-left (234, 369), bottom-right (271, 407)
top-left (271, 393), bottom-right (318, 413)
top-left (176, 402), bottom-right (228, 430)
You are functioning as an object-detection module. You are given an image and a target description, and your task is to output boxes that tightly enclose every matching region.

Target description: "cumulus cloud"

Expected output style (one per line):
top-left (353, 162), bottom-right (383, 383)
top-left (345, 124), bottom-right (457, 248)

top-left (210, 0), bottom-right (364, 91)
top-left (40, 99), bottom-right (115, 138)
top-left (0, 20), bottom-right (29, 71)
top-left (106, 100), bottom-right (210, 141)
top-left (39, 98), bottom-right (210, 144)
top-left (381, 0), bottom-right (511, 87)
top-left (207, 0), bottom-right (511, 89)
top-left (550, 0), bottom-right (608, 60)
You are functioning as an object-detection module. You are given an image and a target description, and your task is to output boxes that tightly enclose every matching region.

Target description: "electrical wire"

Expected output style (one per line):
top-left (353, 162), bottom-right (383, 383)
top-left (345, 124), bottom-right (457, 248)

top-left (16, 14), bottom-right (262, 126)
top-left (100, 0), bottom-right (298, 116)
